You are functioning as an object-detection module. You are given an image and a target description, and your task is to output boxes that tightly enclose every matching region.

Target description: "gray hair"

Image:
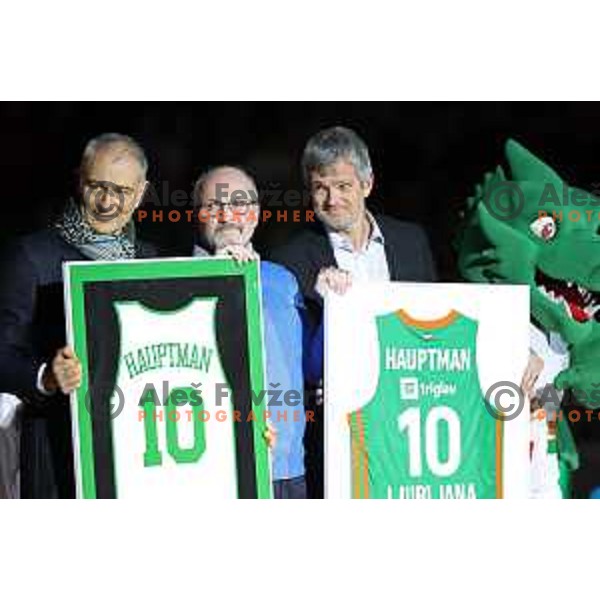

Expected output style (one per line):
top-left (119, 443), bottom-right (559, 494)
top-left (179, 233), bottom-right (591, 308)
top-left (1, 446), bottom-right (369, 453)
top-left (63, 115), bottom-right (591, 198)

top-left (302, 126), bottom-right (373, 184)
top-left (81, 132), bottom-right (148, 178)
top-left (192, 165), bottom-right (258, 208)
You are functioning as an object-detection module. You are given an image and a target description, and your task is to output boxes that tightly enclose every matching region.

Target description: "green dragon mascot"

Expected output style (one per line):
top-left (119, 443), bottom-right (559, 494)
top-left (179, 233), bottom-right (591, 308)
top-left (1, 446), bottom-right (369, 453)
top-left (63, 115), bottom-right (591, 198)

top-left (456, 139), bottom-right (600, 498)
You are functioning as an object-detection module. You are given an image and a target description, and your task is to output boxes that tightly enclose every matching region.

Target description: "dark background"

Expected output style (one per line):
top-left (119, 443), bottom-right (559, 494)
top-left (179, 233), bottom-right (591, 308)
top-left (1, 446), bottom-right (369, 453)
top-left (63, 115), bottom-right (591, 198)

top-left (4, 101), bottom-right (600, 279)
top-left (2, 101), bottom-right (600, 497)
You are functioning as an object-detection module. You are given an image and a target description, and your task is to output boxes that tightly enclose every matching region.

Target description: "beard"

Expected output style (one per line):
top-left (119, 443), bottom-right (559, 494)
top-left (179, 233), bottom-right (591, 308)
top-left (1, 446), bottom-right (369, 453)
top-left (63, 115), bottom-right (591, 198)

top-left (316, 206), bottom-right (360, 233)
top-left (213, 224), bottom-right (246, 249)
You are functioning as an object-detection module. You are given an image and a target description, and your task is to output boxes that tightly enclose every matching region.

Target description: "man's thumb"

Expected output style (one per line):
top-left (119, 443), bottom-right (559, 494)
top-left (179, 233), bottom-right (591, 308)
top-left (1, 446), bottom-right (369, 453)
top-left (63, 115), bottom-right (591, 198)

top-left (61, 346), bottom-right (75, 359)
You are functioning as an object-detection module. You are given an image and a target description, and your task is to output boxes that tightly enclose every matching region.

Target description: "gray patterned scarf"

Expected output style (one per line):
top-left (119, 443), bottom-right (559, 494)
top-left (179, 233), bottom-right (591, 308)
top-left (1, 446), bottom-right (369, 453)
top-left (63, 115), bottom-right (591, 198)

top-left (55, 198), bottom-right (136, 261)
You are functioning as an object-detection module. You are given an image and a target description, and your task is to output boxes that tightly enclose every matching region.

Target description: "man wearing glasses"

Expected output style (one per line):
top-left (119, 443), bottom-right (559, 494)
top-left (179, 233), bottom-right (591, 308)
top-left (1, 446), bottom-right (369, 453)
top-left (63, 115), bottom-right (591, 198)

top-left (192, 166), bottom-right (308, 499)
top-left (0, 133), bottom-right (157, 498)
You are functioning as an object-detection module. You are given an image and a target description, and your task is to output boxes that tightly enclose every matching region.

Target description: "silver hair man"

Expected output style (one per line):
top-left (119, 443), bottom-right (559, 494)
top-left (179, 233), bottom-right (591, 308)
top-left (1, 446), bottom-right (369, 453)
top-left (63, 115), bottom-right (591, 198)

top-left (81, 132), bottom-right (148, 178)
top-left (301, 126), bottom-right (373, 184)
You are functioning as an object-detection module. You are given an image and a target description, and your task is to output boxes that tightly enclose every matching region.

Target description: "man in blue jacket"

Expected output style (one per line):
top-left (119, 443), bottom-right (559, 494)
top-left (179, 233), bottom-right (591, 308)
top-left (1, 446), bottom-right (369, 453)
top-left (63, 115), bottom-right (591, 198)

top-left (191, 166), bottom-right (308, 499)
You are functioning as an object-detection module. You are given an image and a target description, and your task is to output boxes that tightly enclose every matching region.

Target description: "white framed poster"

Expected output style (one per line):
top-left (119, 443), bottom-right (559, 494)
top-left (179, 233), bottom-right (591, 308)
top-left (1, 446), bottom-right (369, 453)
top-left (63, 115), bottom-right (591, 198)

top-left (325, 282), bottom-right (531, 499)
top-left (64, 257), bottom-right (272, 499)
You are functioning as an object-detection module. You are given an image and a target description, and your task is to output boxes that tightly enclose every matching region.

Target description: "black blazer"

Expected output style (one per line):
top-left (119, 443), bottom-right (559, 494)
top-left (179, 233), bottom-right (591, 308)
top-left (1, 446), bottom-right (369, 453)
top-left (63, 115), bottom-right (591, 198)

top-left (0, 229), bottom-right (157, 498)
top-left (266, 214), bottom-right (437, 499)
top-left (267, 214), bottom-right (437, 305)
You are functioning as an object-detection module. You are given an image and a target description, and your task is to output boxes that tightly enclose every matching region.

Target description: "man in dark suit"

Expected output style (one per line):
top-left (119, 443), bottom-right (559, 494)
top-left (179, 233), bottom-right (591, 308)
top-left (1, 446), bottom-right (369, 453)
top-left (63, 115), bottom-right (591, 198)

top-left (268, 126), bottom-right (436, 497)
top-left (0, 133), bottom-right (156, 498)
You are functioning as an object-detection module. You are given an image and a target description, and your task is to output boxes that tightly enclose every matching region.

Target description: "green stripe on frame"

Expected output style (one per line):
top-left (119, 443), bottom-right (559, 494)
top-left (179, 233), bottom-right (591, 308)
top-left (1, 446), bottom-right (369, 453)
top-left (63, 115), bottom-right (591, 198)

top-left (69, 269), bottom-right (97, 499)
top-left (66, 258), bottom-right (272, 499)
top-left (243, 263), bottom-right (272, 499)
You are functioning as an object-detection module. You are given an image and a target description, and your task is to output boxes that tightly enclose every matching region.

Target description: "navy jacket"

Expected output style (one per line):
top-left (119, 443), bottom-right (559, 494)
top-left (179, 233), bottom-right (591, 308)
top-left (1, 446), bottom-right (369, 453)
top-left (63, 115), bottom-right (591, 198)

top-left (0, 229), bottom-right (157, 498)
top-left (267, 215), bottom-right (437, 383)
top-left (267, 215), bottom-right (436, 304)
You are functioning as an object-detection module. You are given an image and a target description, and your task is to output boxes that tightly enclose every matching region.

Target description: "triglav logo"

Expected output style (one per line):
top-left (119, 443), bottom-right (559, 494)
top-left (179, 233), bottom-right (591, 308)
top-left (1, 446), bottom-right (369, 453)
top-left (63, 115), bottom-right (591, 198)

top-left (399, 377), bottom-right (419, 401)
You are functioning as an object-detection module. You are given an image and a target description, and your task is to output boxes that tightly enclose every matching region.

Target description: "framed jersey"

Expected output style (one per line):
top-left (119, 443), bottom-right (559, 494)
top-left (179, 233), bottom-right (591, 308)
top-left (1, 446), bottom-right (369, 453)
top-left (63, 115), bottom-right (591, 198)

top-left (325, 282), bottom-right (531, 499)
top-left (64, 257), bottom-right (271, 499)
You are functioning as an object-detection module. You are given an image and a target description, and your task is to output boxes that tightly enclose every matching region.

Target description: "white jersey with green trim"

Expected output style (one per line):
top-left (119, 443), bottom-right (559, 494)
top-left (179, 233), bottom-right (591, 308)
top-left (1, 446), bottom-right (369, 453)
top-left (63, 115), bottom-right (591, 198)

top-left (111, 298), bottom-right (237, 498)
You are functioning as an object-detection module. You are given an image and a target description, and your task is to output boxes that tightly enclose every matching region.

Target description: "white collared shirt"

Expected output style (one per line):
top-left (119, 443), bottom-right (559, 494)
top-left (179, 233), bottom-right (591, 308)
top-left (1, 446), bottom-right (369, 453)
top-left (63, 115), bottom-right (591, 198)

top-left (326, 212), bottom-right (390, 283)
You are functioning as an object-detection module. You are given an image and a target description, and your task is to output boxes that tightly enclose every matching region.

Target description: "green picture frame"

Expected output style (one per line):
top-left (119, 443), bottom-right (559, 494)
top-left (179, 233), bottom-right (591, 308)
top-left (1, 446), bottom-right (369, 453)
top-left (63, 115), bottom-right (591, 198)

top-left (64, 257), bottom-right (271, 499)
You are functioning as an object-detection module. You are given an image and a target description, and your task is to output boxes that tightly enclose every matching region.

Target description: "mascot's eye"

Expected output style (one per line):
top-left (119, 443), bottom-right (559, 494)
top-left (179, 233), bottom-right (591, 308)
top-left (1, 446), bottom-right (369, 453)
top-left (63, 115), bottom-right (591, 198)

top-left (530, 216), bottom-right (557, 241)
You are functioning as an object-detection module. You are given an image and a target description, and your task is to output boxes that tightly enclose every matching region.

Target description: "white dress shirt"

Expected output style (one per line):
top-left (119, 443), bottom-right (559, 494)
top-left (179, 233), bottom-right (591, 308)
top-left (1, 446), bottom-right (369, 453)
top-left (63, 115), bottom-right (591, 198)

top-left (326, 212), bottom-right (390, 283)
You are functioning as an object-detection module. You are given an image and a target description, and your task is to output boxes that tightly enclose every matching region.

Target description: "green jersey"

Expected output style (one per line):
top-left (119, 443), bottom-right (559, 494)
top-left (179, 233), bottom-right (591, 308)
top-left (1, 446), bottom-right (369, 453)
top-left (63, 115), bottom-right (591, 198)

top-left (348, 309), bottom-right (503, 499)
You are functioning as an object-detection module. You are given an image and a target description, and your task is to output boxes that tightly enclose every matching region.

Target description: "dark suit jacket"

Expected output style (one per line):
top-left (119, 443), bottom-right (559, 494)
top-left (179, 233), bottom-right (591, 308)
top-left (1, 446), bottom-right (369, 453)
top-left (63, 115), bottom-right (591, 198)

top-left (266, 214), bottom-right (436, 498)
top-left (266, 214), bottom-right (437, 383)
top-left (0, 229), bottom-right (157, 498)
top-left (267, 214), bottom-right (436, 304)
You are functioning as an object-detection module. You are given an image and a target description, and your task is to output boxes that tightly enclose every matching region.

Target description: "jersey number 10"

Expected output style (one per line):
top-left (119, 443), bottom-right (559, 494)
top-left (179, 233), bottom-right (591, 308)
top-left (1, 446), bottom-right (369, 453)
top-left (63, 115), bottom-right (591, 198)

top-left (398, 406), bottom-right (461, 477)
top-left (142, 387), bottom-right (206, 467)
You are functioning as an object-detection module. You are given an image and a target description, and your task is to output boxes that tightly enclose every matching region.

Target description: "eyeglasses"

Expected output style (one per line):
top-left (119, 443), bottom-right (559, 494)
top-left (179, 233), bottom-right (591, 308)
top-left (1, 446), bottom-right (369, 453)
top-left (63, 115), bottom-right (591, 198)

top-left (202, 199), bottom-right (259, 213)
